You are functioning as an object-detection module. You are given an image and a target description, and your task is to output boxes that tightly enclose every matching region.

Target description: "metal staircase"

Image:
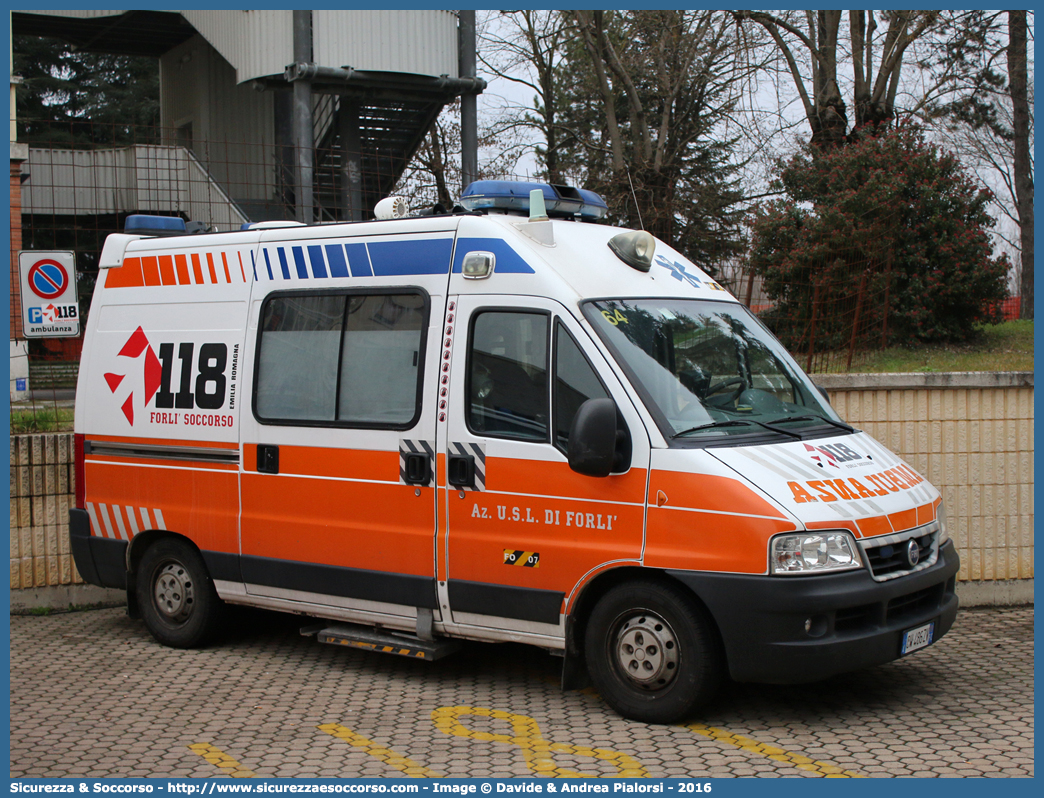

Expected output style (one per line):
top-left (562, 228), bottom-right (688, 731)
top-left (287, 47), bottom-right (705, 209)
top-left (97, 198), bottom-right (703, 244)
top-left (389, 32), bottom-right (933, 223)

top-left (312, 94), bottom-right (444, 221)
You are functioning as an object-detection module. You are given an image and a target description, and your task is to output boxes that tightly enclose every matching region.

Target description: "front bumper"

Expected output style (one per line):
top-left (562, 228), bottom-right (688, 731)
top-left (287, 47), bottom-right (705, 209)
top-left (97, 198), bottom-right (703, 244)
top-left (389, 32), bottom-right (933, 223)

top-left (668, 541), bottom-right (960, 683)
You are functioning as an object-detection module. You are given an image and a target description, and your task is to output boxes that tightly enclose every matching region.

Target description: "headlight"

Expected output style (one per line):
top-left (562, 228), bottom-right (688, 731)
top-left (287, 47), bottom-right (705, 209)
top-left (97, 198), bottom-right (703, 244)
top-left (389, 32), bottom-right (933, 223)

top-left (937, 502), bottom-right (949, 545)
top-left (770, 531), bottom-right (862, 575)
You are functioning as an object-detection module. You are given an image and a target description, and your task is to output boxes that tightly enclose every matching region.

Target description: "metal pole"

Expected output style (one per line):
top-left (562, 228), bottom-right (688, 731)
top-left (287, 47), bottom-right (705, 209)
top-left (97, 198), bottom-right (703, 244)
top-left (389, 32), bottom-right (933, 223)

top-left (806, 281), bottom-right (821, 374)
top-left (274, 92), bottom-right (295, 219)
top-left (293, 10), bottom-right (314, 224)
top-left (847, 271), bottom-right (868, 370)
top-left (458, 10), bottom-right (478, 191)
top-left (340, 100), bottom-right (364, 221)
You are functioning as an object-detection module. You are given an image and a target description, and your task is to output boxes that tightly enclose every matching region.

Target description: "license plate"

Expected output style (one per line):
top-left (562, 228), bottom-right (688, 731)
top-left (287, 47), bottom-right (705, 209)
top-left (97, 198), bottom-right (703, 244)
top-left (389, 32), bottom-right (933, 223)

top-left (901, 621), bottom-right (935, 655)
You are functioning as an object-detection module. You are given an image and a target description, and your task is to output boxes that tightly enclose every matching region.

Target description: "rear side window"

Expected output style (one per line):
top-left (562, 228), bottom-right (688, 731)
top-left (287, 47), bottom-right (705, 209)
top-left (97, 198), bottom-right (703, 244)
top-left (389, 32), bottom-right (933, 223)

top-left (255, 290), bottom-right (427, 428)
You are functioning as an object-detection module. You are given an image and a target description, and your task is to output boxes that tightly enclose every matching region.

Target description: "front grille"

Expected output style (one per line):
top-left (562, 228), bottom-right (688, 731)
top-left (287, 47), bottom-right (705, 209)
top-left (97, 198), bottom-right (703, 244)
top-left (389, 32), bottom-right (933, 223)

top-left (886, 583), bottom-right (944, 622)
top-left (860, 523), bottom-right (940, 581)
top-left (834, 603), bottom-right (875, 632)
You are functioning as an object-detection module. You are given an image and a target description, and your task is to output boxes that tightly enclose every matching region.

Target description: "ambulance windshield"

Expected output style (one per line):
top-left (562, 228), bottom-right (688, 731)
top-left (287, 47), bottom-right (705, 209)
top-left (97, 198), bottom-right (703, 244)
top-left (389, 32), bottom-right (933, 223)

top-left (584, 299), bottom-right (845, 441)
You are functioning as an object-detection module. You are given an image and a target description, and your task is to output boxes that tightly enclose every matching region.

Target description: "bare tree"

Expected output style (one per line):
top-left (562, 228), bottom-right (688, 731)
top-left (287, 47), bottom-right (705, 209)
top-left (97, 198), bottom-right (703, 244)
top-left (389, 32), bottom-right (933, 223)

top-left (732, 10), bottom-right (940, 145)
top-left (393, 100), bottom-right (516, 210)
top-left (1008, 11), bottom-right (1033, 319)
top-left (477, 11), bottom-right (573, 182)
top-left (917, 10), bottom-right (1034, 315)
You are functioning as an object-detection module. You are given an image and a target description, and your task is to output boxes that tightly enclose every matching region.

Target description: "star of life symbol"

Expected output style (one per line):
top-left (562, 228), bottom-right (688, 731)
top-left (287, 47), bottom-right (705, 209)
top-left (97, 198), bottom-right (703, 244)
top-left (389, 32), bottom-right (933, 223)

top-left (104, 326), bottom-right (162, 425)
top-left (654, 255), bottom-right (725, 291)
top-left (804, 443), bottom-right (840, 468)
top-left (655, 255), bottom-right (704, 288)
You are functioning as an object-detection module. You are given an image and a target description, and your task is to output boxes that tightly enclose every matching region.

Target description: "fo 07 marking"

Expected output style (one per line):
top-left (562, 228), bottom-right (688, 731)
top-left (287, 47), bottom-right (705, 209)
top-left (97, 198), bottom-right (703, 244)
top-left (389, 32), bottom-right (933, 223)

top-left (504, 550), bottom-right (540, 568)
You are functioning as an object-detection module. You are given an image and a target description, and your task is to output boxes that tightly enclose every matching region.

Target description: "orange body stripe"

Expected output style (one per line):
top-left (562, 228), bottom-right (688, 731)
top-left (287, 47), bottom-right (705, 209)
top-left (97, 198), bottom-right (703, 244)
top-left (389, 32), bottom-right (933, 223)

top-left (915, 502), bottom-right (935, 526)
top-left (141, 256), bottom-right (161, 286)
top-left (856, 515), bottom-right (893, 538)
top-left (805, 519), bottom-right (860, 535)
top-left (85, 461), bottom-right (238, 553)
top-left (237, 251), bottom-right (246, 281)
top-left (104, 257), bottom-right (144, 288)
top-left (447, 488), bottom-right (644, 597)
top-left (242, 444), bottom-right (397, 482)
top-left (241, 474), bottom-right (434, 577)
top-left (221, 252), bottom-right (232, 283)
top-left (158, 255), bottom-right (176, 285)
top-left (206, 252), bottom-right (218, 283)
top-left (489, 459), bottom-right (646, 504)
top-left (191, 253), bottom-right (204, 284)
top-left (174, 254), bottom-right (190, 284)
top-left (887, 508), bottom-right (917, 533)
top-left (645, 509), bottom-right (796, 573)
top-left (649, 471), bottom-right (787, 519)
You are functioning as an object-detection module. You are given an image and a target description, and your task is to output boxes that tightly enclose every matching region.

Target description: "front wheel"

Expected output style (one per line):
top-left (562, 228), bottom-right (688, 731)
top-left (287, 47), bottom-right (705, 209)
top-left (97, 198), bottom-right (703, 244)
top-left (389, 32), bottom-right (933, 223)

top-left (136, 538), bottom-right (224, 648)
top-left (584, 580), bottom-right (722, 723)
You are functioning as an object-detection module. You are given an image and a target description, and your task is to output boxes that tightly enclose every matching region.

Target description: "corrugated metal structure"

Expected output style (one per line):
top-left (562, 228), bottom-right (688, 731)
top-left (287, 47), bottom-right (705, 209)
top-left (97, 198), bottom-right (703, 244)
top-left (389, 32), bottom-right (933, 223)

top-left (180, 10), bottom-right (294, 85)
top-left (12, 9), bottom-right (482, 224)
top-left (312, 10), bottom-right (459, 79)
top-left (24, 146), bottom-right (248, 230)
top-left (158, 34), bottom-right (277, 211)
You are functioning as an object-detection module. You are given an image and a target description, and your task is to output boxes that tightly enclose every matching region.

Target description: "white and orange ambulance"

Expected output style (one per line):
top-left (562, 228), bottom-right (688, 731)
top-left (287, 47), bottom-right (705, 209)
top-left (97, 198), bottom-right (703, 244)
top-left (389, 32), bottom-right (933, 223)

top-left (71, 182), bottom-right (958, 723)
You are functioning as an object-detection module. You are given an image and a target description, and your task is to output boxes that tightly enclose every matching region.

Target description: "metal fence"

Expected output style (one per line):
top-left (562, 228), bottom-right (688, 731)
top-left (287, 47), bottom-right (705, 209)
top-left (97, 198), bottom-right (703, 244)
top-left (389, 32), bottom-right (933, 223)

top-left (10, 120), bottom-right (1017, 430)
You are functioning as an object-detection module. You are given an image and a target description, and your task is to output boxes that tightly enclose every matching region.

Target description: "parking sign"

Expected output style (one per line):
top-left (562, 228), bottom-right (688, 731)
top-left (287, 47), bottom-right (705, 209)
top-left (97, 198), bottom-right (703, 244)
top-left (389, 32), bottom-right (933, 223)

top-left (19, 251), bottom-right (80, 338)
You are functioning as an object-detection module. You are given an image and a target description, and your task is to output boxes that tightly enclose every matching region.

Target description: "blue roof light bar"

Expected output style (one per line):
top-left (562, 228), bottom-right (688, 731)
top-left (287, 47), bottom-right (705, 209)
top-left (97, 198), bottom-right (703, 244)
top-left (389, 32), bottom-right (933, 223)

top-left (460, 181), bottom-right (608, 221)
top-left (124, 215), bottom-right (187, 236)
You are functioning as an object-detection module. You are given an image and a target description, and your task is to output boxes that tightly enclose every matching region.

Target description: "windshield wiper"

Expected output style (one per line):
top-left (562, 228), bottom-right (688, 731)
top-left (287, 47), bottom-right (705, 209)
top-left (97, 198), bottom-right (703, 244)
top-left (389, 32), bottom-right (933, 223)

top-left (673, 419), bottom-right (801, 439)
top-left (673, 420), bottom-right (754, 438)
top-left (764, 414), bottom-right (855, 433)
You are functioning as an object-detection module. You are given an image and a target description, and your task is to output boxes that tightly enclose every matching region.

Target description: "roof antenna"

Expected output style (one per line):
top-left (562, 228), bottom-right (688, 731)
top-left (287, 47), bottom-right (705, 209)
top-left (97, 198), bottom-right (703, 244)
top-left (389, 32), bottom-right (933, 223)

top-left (627, 170), bottom-right (644, 230)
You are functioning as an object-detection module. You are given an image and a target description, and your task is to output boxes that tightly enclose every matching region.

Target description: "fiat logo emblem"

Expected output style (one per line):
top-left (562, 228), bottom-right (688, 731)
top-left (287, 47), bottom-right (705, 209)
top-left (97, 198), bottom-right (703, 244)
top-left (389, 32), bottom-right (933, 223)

top-left (906, 539), bottom-right (921, 567)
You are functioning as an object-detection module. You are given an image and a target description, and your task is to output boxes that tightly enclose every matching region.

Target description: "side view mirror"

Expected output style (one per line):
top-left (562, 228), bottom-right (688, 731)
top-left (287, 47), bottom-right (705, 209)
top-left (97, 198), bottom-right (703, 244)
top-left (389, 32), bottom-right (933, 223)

top-left (568, 398), bottom-right (624, 478)
top-left (815, 384), bottom-right (831, 405)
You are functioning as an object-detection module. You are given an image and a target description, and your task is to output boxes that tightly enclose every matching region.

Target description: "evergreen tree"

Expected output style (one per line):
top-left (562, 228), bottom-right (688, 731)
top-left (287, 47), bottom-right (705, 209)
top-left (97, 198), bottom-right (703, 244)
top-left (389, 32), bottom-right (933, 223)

top-left (749, 124), bottom-right (1009, 348)
top-left (13, 35), bottom-right (160, 147)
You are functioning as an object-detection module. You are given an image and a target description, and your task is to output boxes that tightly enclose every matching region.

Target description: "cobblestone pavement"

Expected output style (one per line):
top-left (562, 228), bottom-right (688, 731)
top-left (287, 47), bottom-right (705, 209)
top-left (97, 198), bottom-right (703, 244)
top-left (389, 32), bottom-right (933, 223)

top-left (10, 604), bottom-right (1033, 779)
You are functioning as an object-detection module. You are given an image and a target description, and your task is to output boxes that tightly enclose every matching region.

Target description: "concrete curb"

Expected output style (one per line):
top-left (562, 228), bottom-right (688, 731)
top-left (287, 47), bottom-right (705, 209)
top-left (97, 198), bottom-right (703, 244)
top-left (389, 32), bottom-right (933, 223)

top-left (10, 584), bottom-right (124, 614)
top-left (815, 371), bottom-right (1034, 390)
top-left (956, 578), bottom-right (1035, 608)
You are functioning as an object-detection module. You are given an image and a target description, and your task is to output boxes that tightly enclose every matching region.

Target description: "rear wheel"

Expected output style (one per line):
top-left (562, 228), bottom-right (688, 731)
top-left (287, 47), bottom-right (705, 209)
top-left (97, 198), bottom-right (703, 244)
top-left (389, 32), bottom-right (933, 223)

top-left (584, 580), bottom-right (721, 723)
top-left (136, 538), bottom-right (223, 648)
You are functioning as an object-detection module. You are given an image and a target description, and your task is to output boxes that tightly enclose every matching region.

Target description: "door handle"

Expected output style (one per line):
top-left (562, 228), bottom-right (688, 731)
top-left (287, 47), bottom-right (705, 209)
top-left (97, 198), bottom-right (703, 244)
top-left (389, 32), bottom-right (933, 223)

top-left (257, 444), bottom-right (279, 474)
top-left (403, 452), bottom-right (431, 485)
top-left (447, 454), bottom-right (475, 489)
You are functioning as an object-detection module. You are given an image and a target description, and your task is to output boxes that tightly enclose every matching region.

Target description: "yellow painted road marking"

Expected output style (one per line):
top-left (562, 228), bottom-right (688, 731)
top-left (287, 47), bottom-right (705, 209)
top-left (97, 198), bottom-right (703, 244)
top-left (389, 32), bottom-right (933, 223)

top-left (320, 723), bottom-right (444, 777)
top-left (682, 723), bottom-right (866, 778)
top-left (433, 705), bottom-right (648, 778)
top-left (188, 743), bottom-right (256, 777)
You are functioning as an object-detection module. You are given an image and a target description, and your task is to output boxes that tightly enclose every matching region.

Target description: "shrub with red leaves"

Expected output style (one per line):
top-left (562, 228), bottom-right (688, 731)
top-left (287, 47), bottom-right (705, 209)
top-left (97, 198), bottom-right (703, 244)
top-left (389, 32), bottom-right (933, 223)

top-left (748, 123), bottom-right (1009, 348)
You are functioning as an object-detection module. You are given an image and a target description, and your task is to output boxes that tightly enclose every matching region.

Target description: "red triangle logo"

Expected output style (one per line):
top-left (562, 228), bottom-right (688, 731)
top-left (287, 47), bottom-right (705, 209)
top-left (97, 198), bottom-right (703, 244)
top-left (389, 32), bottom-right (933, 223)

top-left (104, 373), bottom-right (125, 393)
top-left (121, 394), bottom-right (134, 425)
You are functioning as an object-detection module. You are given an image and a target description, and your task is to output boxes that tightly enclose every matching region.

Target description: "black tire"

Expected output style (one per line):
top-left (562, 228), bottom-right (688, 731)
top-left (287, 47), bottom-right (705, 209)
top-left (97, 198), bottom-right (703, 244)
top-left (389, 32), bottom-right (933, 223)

top-left (584, 579), bottom-right (721, 723)
top-left (136, 538), bottom-right (224, 648)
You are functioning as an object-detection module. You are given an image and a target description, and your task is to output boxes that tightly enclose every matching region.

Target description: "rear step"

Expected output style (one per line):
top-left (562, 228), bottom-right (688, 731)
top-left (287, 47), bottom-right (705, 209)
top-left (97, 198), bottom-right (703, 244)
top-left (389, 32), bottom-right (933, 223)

top-left (301, 622), bottom-right (461, 661)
